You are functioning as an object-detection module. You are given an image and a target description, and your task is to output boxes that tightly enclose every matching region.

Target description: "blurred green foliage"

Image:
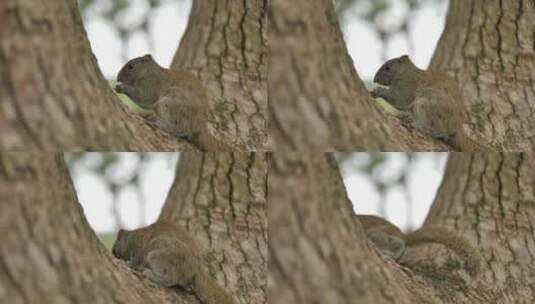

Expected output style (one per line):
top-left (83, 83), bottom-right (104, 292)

top-left (98, 233), bottom-right (117, 251)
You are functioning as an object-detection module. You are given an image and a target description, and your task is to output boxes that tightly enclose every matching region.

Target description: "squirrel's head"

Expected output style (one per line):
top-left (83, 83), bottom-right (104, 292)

top-left (112, 229), bottom-right (130, 259)
top-left (116, 54), bottom-right (160, 88)
top-left (367, 230), bottom-right (406, 261)
top-left (373, 55), bottom-right (415, 85)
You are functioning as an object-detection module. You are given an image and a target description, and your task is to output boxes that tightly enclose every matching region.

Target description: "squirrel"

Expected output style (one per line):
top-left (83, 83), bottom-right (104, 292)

top-left (115, 54), bottom-right (228, 151)
top-left (371, 55), bottom-right (483, 151)
top-left (112, 220), bottom-right (236, 304)
top-left (356, 215), bottom-right (482, 277)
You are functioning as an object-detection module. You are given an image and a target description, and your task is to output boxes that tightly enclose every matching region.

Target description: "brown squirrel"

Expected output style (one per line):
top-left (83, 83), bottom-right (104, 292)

top-left (357, 215), bottom-right (482, 276)
top-left (115, 54), bottom-right (228, 151)
top-left (371, 55), bottom-right (483, 151)
top-left (112, 220), bottom-right (236, 304)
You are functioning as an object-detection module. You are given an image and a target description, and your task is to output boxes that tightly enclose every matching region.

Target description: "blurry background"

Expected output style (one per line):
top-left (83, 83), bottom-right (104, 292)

top-left (79, 0), bottom-right (448, 81)
top-left (74, 0), bottom-right (450, 238)
top-left (337, 153), bottom-right (447, 231)
top-left (336, 0), bottom-right (447, 80)
top-left (65, 153), bottom-right (179, 247)
top-left (66, 153), bottom-right (447, 241)
top-left (80, 0), bottom-right (191, 79)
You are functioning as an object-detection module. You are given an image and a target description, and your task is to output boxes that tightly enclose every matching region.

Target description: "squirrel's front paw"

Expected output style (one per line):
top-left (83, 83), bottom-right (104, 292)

top-left (371, 87), bottom-right (389, 99)
top-left (138, 110), bottom-right (158, 123)
top-left (396, 112), bottom-right (415, 128)
top-left (141, 268), bottom-right (161, 285)
top-left (115, 83), bottom-right (128, 94)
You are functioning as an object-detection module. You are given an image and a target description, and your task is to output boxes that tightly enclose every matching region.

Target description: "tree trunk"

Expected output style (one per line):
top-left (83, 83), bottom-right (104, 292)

top-left (0, 0), bottom-right (267, 151)
top-left (159, 153), bottom-right (268, 304)
top-left (172, 1), bottom-right (268, 150)
top-left (268, 153), bottom-right (535, 303)
top-left (268, 0), bottom-right (535, 151)
top-left (430, 0), bottom-right (535, 151)
top-left (0, 152), bottom-right (267, 304)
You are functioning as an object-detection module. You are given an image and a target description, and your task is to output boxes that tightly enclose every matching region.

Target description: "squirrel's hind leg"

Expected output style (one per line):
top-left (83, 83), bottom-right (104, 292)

top-left (143, 249), bottom-right (197, 288)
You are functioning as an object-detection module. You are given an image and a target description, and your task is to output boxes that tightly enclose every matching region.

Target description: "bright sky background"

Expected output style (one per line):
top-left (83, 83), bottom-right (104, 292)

top-left (86, 0), bottom-right (447, 80)
top-left (342, 1), bottom-right (447, 79)
top-left (70, 153), bottom-right (179, 233)
top-left (85, 0), bottom-right (192, 79)
top-left (77, 1), bottom-right (450, 234)
top-left (340, 153), bottom-right (447, 231)
top-left (71, 153), bottom-right (447, 234)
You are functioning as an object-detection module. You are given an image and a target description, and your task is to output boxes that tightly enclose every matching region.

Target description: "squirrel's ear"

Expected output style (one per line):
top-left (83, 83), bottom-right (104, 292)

top-left (142, 54), bottom-right (153, 61)
top-left (400, 55), bottom-right (410, 61)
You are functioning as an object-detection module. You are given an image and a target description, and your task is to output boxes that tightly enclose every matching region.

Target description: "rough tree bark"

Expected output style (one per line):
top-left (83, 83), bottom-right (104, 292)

top-left (268, 0), bottom-right (535, 151)
top-left (268, 153), bottom-right (535, 303)
top-left (0, 0), bottom-right (267, 151)
top-left (0, 152), bottom-right (267, 304)
top-left (172, 1), bottom-right (268, 150)
top-left (430, 0), bottom-right (535, 151)
top-left (159, 153), bottom-right (268, 304)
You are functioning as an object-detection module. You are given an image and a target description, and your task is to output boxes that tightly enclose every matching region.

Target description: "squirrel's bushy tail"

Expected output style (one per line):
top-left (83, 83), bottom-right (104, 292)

top-left (194, 269), bottom-right (236, 304)
top-left (405, 227), bottom-right (482, 276)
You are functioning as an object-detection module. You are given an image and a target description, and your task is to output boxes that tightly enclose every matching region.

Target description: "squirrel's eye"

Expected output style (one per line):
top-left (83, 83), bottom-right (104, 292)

top-left (127, 64), bottom-right (133, 70)
top-left (385, 66), bottom-right (390, 70)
